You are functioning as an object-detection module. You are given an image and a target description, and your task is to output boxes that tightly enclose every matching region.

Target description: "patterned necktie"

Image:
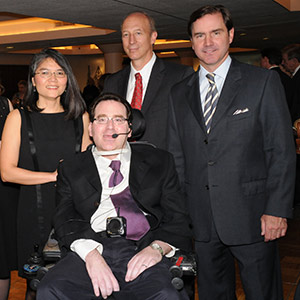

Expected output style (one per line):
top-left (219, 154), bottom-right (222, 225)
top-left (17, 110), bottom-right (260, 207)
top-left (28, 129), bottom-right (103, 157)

top-left (109, 160), bottom-right (150, 240)
top-left (203, 73), bottom-right (219, 134)
top-left (131, 73), bottom-right (143, 110)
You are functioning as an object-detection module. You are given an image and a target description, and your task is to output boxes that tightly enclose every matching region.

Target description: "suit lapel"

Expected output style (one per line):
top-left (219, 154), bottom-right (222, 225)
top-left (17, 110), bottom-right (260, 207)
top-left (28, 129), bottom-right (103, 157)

top-left (80, 150), bottom-right (102, 193)
top-left (141, 58), bottom-right (165, 114)
top-left (119, 66), bottom-right (131, 97)
top-left (210, 59), bottom-right (242, 131)
top-left (186, 72), bottom-right (207, 134)
top-left (129, 146), bottom-right (151, 199)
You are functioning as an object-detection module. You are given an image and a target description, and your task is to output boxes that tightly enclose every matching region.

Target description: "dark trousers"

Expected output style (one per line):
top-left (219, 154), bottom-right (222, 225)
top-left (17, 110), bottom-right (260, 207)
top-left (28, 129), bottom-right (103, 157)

top-left (37, 238), bottom-right (189, 300)
top-left (195, 223), bottom-right (283, 300)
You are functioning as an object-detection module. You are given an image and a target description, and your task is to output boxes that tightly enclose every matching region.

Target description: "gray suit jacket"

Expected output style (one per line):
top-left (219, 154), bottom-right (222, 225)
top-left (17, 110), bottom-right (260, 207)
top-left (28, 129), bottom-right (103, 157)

top-left (103, 58), bottom-right (194, 149)
top-left (168, 58), bottom-right (296, 245)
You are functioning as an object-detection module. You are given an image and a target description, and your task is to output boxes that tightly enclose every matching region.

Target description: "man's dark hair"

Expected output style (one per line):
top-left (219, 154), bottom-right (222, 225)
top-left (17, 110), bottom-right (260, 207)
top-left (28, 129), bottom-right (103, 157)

top-left (188, 5), bottom-right (233, 38)
top-left (24, 48), bottom-right (86, 119)
top-left (17, 80), bottom-right (27, 87)
top-left (282, 44), bottom-right (300, 62)
top-left (89, 93), bottom-right (133, 126)
top-left (261, 47), bottom-right (282, 66)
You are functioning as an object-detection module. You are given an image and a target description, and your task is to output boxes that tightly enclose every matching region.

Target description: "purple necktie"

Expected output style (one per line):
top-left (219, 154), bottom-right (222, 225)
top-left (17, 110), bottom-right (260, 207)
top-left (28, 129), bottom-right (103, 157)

top-left (109, 160), bottom-right (150, 240)
top-left (109, 161), bottom-right (124, 187)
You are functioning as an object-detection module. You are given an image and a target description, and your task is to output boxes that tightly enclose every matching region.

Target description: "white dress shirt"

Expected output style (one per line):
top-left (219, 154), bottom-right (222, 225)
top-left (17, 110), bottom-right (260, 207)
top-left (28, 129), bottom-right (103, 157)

top-left (70, 143), bottom-right (131, 261)
top-left (293, 65), bottom-right (300, 77)
top-left (199, 55), bottom-right (232, 113)
top-left (126, 52), bottom-right (156, 104)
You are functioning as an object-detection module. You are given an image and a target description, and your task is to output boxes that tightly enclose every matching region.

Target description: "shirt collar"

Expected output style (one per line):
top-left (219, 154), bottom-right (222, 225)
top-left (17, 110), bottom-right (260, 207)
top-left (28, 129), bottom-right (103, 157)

top-left (130, 52), bottom-right (156, 83)
top-left (293, 64), bottom-right (300, 77)
top-left (92, 142), bottom-right (131, 167)
top-left (199, 55), bottom-right (232, 80)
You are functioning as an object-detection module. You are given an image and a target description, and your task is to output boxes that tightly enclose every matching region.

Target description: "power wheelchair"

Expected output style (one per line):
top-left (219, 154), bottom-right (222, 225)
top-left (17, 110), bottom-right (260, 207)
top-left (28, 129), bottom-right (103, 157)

top-left (23, 108), bottom-right (197, 299)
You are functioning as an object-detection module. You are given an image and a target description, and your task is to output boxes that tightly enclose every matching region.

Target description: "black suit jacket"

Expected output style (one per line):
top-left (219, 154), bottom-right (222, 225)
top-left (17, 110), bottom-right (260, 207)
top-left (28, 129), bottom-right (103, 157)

top-left (53, 143), bottom-right (192, 252)
top-left (103, 58), bottom-right (194, 149)
top-left (168, 58), bottom-right (296, 245)
top-left (290, 69), bottom-right (300, 122)
top-left (270, 66), bottom-right (293, 112)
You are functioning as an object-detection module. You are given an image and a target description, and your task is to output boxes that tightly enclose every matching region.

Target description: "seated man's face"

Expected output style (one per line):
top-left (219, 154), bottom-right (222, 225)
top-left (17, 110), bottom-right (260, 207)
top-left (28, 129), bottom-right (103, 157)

top-left (89, 100), bottom-right (131, 153)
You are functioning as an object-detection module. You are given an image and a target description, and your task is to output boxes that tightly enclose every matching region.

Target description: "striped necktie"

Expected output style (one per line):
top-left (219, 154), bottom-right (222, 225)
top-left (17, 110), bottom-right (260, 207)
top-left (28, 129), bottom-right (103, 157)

top-left (203, 73), bottom-right (219, 134)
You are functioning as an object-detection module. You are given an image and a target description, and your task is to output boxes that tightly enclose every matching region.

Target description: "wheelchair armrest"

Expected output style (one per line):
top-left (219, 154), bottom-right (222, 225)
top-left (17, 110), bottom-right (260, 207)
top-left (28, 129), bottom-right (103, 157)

top-left (169, 250), bottom-right (197, 277)
top-left (43, 229), bottom-right (61, 262)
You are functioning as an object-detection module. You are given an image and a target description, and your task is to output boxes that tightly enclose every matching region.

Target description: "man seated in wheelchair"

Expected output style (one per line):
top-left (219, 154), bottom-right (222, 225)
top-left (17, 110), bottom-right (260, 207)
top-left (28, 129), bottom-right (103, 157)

top-left (37, 93), bottom-right (192, 300)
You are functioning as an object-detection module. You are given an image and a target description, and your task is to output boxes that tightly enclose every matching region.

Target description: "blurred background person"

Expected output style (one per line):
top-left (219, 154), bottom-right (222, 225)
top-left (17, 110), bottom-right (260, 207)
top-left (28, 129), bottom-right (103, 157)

top-left (11, 80), bottom-right (27, 109)
top-left (82, 77), bottom-right (99, 110)
top-left (0, 84), bottom-right (6, 97)
top-left (0, 48), bottom-right (90, 300)
top-left (0, 91), bottom-right (19, 300)
top-left (282, 44), bottom-right (300, 123)
top-left (282, 44), bottom-right (300, 208)
top-left (261, 47), bottom-right (293, 113)
top-left (97, 73), bottom-right (111, 95)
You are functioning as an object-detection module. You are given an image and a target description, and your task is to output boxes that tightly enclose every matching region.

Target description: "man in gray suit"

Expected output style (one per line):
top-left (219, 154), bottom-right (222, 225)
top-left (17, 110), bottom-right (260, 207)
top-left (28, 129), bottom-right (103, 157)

top-left (168, 5), bottom-right (296, 300)
top-left (103, 11), bottom-right (194, 149)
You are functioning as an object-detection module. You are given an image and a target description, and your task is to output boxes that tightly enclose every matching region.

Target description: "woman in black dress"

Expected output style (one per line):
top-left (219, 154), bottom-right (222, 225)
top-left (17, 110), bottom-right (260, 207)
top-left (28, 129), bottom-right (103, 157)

top-left (0, 49), bottom-right (90, 299)
top-left (0, 95), bottom-right (19, 300)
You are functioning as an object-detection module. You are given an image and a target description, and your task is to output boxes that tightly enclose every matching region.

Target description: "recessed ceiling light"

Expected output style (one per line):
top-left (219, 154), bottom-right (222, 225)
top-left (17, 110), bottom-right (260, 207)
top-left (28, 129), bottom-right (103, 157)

top-left (159, 51), bottom-right (176, 55)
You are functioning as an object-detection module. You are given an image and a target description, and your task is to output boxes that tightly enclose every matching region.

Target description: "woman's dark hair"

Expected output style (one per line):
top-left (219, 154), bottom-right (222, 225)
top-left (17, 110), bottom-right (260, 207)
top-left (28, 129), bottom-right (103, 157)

top-left (187, 5), bottom-right (233, 38)
top-left (89, 93), bottom-right (133, 126)
top-left (23, 48), bottom-right (86, 119)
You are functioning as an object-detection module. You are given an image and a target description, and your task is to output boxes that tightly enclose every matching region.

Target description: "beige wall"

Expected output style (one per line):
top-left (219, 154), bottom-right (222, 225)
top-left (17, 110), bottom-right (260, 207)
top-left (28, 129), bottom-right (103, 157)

top-left (66, 55), bottom-right (105, 90)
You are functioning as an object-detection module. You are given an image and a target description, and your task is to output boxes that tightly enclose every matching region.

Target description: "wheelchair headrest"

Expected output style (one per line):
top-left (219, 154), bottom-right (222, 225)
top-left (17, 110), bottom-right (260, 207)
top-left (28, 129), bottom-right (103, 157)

top-left (129, 108), bottom-right (146, 140)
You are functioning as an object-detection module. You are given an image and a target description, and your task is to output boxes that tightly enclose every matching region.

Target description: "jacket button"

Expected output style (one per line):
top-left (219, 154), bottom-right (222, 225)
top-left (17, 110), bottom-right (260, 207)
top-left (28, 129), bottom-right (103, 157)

top-left (208, 161), bottom-right (215, 166)
top-left (205, 185), bottom-right (209, 190)
top-left (94, 201), bottom-right (99, 207)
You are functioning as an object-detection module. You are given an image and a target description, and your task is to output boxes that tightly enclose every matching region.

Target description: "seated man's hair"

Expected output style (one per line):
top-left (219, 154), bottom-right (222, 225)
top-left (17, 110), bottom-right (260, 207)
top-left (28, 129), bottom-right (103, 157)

top-left (89, 93), bottom-right (133, 125)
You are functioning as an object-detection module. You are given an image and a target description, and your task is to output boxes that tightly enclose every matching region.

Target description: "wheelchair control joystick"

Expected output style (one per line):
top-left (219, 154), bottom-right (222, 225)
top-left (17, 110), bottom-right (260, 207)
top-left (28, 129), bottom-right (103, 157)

top-left (23, 244), bottom-right (43, 276)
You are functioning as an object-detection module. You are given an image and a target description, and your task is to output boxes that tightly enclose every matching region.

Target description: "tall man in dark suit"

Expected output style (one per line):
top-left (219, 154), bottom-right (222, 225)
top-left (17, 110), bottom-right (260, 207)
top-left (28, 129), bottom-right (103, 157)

top-left (282, 44), bottom-right (300, 207)
top-left (37, 93), bottom-right (192, 300)
top-left (168, 5), bottom-right (296, 300)
top-left (103, 11), bottom-right (194, 149)
top-left (282, 44), bottom-right (300, 122)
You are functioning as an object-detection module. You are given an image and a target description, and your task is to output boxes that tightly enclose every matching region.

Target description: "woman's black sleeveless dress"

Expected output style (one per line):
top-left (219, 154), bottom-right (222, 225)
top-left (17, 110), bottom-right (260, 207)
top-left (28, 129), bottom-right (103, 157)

top-left (0, 97), bottom-right (20, 279)
top-left (17, 109), bottom-right (83, 276)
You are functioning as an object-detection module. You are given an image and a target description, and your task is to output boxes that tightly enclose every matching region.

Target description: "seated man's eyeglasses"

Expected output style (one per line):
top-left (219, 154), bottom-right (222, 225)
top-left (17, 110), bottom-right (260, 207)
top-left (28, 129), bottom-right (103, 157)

top-left (93, 116), bottom-right (128, 125)
top-left (35, 70), bottom-right (66, 78)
